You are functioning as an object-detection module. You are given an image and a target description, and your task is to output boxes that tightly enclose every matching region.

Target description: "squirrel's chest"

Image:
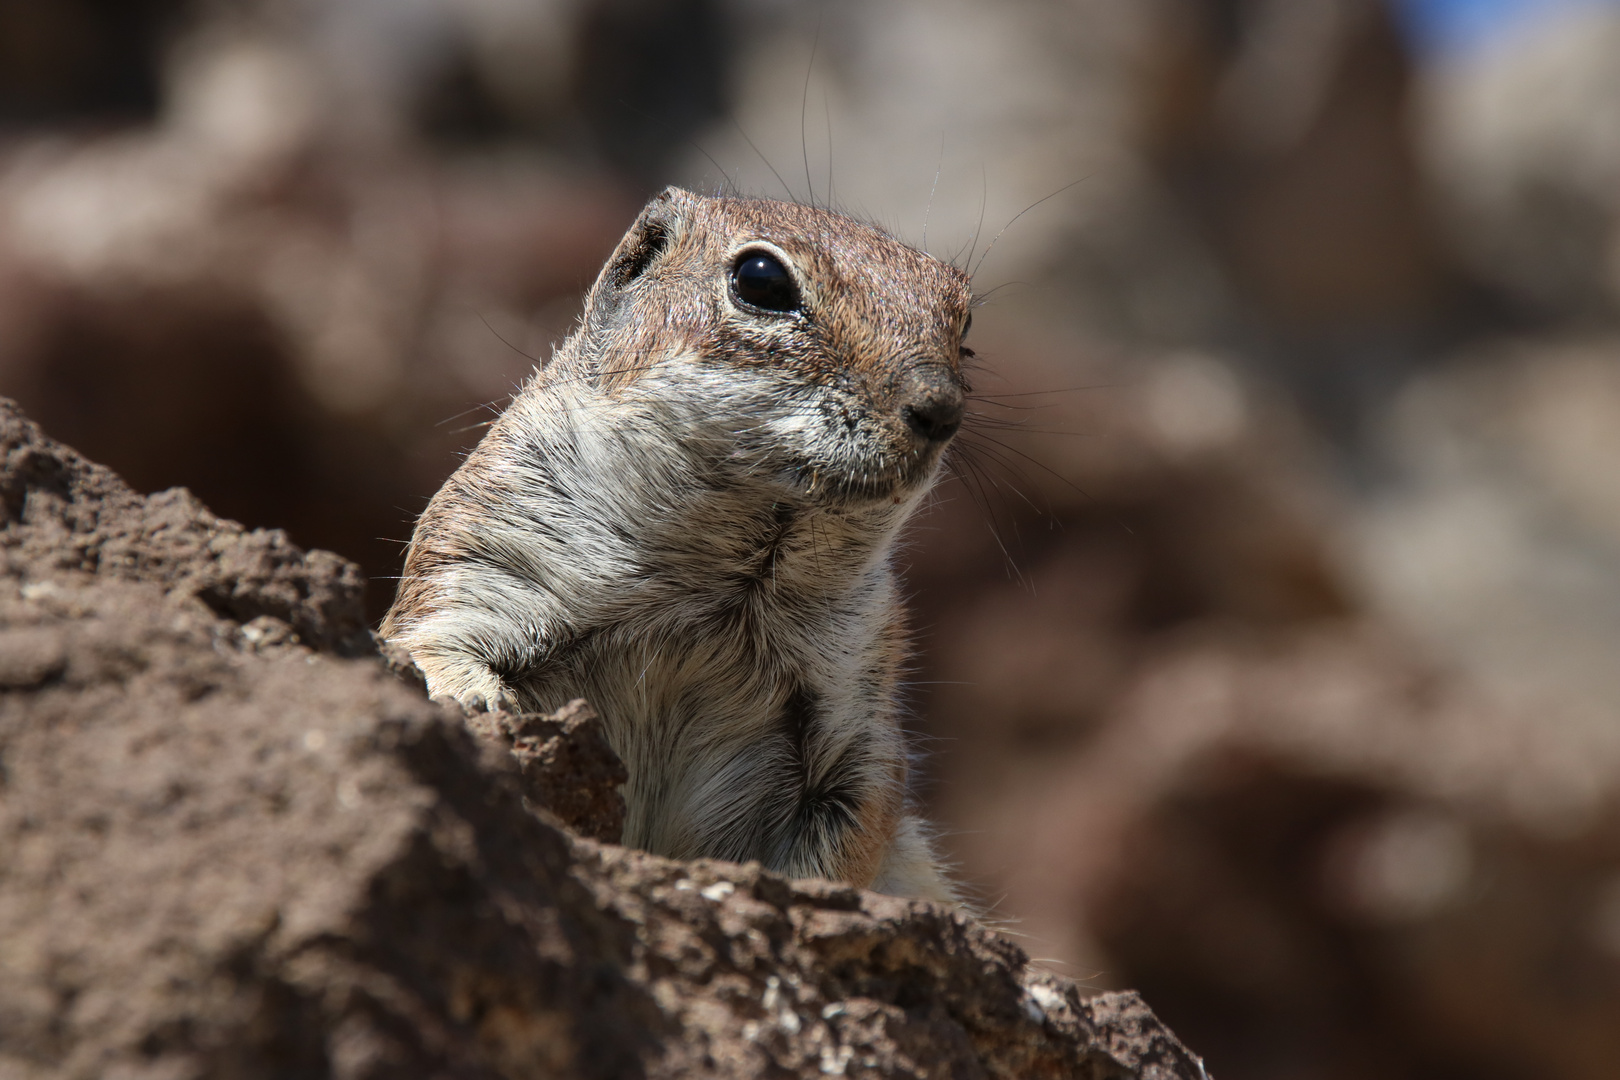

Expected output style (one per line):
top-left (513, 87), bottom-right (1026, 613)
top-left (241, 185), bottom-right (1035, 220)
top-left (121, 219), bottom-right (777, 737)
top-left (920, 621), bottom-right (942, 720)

top-left (541, 567), bottom-right (897, 735)
top-left (600, 572), bottom-right (888, 680)
top-left (507, 488), bottom-right (903, 734)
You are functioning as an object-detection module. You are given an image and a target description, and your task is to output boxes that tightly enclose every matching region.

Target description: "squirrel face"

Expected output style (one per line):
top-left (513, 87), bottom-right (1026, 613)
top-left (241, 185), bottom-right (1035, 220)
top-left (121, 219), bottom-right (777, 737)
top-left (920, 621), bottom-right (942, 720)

top-left (570, 186), bottom-right (974, 507)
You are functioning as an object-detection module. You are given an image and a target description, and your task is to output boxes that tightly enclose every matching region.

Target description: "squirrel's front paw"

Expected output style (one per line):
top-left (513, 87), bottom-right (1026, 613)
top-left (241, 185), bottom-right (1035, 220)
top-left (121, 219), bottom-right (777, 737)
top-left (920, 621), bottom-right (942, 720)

top-left (402, 648), bottom-right (518, 714)
top-left (433, 683), bottom-right (518, 714)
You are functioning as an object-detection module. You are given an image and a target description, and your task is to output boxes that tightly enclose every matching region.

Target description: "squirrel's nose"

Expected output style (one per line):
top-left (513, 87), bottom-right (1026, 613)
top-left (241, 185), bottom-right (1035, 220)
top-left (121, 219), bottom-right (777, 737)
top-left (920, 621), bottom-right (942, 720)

top-left (900, 370), bottom-right (964, 443)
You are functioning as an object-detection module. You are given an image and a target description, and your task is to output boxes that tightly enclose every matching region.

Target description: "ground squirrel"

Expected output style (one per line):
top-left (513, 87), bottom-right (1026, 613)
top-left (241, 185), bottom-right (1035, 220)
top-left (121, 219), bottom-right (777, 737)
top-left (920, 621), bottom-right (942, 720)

top-left (383, 186), bottom-right (972, 902)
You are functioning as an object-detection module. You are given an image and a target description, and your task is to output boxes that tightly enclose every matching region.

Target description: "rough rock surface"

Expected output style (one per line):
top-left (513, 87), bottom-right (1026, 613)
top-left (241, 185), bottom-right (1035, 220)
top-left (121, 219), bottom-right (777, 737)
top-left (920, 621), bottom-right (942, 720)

top-left (463, 699), bottom-right (629, 845)
top-left (0, 398), bottom-right (1207, 1079)
top-left (0, 400), bottom-right (372, 657)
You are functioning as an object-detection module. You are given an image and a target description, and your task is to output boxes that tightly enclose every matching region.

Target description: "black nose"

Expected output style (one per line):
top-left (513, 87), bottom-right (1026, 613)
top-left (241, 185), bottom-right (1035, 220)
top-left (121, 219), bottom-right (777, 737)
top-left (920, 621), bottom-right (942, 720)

top-left (901, 378), bottom-right (964, 443)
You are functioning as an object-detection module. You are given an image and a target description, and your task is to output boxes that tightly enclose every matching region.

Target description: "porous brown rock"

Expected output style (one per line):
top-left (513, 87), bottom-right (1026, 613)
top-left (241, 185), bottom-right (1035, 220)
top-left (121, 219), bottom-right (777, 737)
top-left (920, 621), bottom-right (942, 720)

top-left (0, 398), bottom-right (1206, 1079)
top-left (0, 397), bottom-right (371, 657)
top-left (463, 700), bottom-right (630, 845)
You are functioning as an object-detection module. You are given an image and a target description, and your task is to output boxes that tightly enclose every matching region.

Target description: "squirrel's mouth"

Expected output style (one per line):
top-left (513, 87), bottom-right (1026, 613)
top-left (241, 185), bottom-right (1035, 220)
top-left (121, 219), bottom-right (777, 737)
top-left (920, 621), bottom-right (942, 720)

top-left (776, 438), bottom-right (951, 506)
top-left (721, 387), bottom-right (958, 506)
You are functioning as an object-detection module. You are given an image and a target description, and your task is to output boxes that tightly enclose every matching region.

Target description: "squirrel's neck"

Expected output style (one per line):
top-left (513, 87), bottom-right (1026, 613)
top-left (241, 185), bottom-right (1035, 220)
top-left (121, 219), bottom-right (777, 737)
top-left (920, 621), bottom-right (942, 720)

top-left (505, 362), bottom-right (922, 605)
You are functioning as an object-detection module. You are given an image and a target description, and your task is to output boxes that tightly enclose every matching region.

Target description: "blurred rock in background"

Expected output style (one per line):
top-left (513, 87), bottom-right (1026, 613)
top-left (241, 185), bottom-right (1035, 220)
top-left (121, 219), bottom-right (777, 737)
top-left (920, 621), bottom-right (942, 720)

top-left (1410, 0), bottom-right (1620, 321)
top-left (1, 0), bottom-right (1619, 1076)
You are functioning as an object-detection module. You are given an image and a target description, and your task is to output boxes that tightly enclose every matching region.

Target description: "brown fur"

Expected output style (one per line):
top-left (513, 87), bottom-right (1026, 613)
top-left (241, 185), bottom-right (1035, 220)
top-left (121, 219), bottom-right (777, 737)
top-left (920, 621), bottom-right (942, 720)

top-left (383, 187), bottom-right (971, 901)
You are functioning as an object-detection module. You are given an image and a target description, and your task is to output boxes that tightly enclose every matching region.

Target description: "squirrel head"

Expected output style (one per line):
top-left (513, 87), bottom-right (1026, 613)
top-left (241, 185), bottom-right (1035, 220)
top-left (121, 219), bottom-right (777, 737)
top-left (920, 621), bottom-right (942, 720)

top-left (568, 186), bottom-right (974, 507)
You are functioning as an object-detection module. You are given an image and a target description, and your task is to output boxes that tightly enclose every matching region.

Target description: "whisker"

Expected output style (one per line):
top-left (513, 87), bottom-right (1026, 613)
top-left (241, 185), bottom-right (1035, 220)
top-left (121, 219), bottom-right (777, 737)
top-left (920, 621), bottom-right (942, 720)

top-left (961, 449), bottom-right (1046, 520)
top-left (923, 133), bottom-right (944, 255)
top-left (477, 310), bottom-right (545, 366)
top-left (964, 161), bottom-right (988, 272)
top-left (969, 176), bottom-right (1090, 282)
top-left (434, 400), bottom-right (506, 429)
top-left (968, 280), bottom-right (1026, 306)
top-left (941, 446), bottom-right (1027, 585)
top-left (732, 118), bottom-right (795, 202)
top-left (970, 383), bottom-right (1126, 401)
top-left (962, 430), bottom-right (1095, 503)
top-left (824, 91), bottom-right (834, 209)
top-left (689, 138), bottom-right (739, 194)
top-left (800, 14), bottom-right (821, 208)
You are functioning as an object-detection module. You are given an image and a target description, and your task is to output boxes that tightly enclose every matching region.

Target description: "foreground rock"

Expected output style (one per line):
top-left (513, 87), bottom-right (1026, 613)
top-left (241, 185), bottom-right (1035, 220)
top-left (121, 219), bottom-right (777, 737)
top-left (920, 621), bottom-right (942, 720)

top-left (0, 399), bottom-right (1205, 1079)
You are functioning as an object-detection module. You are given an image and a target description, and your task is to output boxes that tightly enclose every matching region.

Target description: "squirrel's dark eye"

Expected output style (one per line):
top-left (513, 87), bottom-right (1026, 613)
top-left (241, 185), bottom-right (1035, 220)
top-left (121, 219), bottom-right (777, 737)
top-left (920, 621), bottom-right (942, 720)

top-left (732, 251), bottom-right (801, 313)
top-left (962, 312), bottom-right (972, 340)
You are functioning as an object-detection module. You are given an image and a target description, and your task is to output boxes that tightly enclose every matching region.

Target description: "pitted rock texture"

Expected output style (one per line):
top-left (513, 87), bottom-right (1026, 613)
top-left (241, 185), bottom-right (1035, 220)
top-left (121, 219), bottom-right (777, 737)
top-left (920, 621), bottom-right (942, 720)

top-left (0, 398), bottom-right (1206, 1079)
top-left (464, 699), bottom-right (630, 845)
top-left (0, 397), bottom-right (370, 656)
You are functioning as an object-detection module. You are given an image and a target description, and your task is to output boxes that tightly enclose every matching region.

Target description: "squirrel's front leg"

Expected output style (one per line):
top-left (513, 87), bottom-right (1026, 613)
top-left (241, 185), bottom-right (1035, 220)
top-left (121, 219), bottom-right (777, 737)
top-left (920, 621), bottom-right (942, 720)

top-left (760, 714), bottom-right (910, 890)
top-left (764, 753), bottom-right (960, 904)
top-left (405, 643), bottom-right (520, 713)
top-left (383, 546), bottom-right (567, 716)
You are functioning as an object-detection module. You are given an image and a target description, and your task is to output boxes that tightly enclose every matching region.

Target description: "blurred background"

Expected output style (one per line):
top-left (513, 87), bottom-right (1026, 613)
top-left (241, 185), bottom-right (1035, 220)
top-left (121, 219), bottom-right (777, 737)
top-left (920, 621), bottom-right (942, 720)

top-left (2, 0), bottom-right (1619, 1074)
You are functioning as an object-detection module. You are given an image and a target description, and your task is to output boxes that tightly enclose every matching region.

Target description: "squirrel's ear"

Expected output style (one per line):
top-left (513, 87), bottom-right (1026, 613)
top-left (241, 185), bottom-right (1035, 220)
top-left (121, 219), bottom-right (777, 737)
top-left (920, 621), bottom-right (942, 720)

top-left (603, 190), bottom-right (688, 289)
